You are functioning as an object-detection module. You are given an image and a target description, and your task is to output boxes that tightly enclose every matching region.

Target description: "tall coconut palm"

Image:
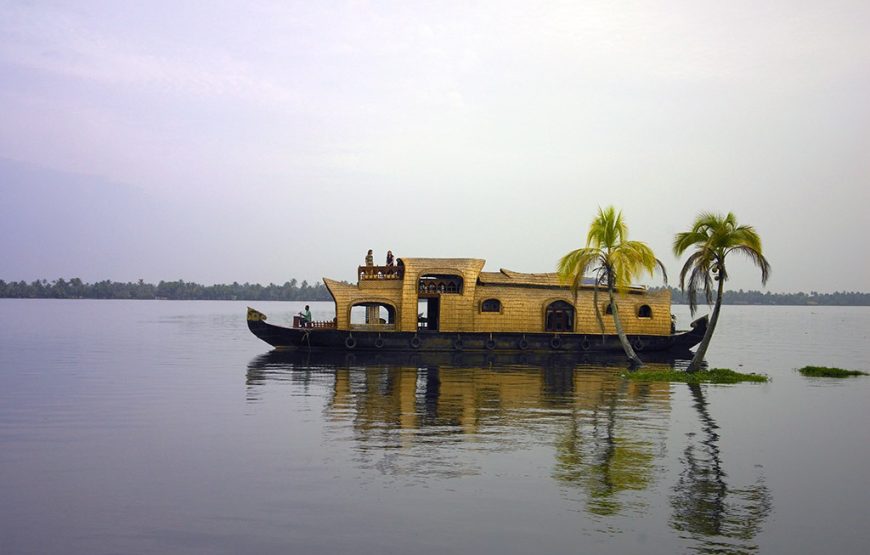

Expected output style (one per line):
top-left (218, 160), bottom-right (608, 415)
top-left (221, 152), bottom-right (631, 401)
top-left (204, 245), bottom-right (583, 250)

top-left (673, 212), bottom-right (770, 372)
top-left (558, 206), bottom-right (667, 366)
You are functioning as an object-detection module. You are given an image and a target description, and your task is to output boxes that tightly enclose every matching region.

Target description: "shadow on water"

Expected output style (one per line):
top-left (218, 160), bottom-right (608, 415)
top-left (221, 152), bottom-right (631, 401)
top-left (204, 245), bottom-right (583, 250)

top-left (244, 350), bottom-right (770, 550)
top-left (670, 383), bottom-right (773, 554)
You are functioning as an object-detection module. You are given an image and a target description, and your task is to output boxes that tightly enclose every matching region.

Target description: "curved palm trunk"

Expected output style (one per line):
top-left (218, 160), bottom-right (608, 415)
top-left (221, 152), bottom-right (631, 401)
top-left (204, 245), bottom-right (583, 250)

top-left (687, 276), bottom-right (725, 372)
top-left (608, 284), bottom-right (643, 367)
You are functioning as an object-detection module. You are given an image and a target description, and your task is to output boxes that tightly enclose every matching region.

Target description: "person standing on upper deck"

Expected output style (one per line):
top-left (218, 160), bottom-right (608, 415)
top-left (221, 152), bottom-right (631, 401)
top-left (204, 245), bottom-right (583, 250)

top-left (385, 250), bottom-right (395, 277)
top-left (365, 249), bottom-right (374, 266)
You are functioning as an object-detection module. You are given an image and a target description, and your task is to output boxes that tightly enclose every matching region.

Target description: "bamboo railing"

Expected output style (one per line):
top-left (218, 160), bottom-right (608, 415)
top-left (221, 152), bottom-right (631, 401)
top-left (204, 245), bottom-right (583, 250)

top-left (358, 265), bottom-right (403, 281)
top-left (292, 316), bottom-right (336, 329)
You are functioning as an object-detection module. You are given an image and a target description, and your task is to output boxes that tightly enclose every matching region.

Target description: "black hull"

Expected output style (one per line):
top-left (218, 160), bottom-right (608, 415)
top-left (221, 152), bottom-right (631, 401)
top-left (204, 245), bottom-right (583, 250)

top-left (248, 314), bottom-right (707, 356)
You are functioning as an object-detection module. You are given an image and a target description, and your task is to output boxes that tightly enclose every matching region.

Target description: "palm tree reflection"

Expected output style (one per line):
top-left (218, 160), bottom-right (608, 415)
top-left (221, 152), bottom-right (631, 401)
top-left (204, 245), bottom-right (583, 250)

top-left (553, 375), bottom-right (661, 516)
top-left (670, 383), bottom-right (772, 553)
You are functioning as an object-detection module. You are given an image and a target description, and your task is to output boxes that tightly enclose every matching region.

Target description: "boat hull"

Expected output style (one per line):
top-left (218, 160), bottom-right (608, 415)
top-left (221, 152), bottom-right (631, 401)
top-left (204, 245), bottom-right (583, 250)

top-left (247, 314), bottom-right (707, 355)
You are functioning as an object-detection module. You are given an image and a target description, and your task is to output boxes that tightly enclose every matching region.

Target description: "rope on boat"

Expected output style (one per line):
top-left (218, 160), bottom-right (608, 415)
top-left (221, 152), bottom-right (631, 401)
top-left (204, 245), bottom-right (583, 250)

top-left (301, 330), bottom-right (311, 352)
top-left (633, 337), bottom-right (645, 351)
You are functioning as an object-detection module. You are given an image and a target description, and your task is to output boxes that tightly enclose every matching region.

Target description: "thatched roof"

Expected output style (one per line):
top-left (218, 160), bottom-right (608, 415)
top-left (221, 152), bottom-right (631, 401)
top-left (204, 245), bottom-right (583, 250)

top-left (397, 258), bottom-right (486, 272)
top-left (478, 269), bottom-right (566, 287)
top-left (478, 269), bottom-right (644, 291)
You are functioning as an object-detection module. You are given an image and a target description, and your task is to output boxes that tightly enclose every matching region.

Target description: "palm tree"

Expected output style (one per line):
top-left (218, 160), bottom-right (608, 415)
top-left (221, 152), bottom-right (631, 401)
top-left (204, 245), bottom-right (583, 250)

top-left (673, 212), bottom-right (770, 372)
top-left (558, 206), bottom-right (667, 366)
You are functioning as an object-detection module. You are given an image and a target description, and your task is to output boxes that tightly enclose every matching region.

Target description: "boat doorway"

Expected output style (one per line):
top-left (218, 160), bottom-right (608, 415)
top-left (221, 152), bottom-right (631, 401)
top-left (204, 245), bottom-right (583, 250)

top-left (418, 297), bottom-right (440, 331)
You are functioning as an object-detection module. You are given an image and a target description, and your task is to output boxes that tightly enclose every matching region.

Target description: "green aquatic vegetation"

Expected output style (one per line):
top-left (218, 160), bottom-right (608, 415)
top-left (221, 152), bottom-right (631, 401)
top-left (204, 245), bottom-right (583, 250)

top-left (623, 368), bottom-right (769, 384)
top-left (798, 366), bottom-right (868, 378)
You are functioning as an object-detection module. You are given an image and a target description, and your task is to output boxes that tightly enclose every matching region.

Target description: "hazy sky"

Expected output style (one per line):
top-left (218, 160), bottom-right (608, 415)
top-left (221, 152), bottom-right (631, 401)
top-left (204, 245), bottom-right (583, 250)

top-left (2, 1), bottom-right (869, 293)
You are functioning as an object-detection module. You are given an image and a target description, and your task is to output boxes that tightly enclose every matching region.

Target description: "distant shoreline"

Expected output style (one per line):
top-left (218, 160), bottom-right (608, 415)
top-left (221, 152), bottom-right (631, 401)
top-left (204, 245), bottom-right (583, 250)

top-left (650, 286), bottom-right (870, 307)
top-left (1, 279), bottom-right (867, 306)
top-left (0, 278), bottom-right (334, 302)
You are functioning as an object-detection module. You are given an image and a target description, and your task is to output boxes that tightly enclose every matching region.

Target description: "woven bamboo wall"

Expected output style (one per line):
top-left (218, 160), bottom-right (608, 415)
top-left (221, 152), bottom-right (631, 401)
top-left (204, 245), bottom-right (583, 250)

top-left (471, 286), bottom-right (671, 335)
top-left (323, 278), bottom-right (404, 329)
top-left (325, 259), bottom-right (671, 335)
top-left (397, 258), bottom-right (486, 333)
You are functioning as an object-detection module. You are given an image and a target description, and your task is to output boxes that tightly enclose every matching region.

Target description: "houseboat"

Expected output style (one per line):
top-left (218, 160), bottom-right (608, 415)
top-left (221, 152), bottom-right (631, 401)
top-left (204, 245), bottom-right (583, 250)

top-left (247, 257), bottom-right (707, 354)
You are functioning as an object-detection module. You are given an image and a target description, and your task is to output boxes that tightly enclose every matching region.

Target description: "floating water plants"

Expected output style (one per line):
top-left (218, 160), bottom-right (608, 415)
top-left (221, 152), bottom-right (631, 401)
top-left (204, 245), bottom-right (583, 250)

top-left (623, 368), bottom-right (769, 384)
top-left (798, 366), bottom-right (868, 378)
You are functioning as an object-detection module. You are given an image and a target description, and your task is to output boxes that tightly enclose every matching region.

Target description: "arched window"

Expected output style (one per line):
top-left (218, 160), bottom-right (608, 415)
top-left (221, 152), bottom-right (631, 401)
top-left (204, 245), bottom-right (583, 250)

top-left (418, 274), bottom-right (463, 296)
top-left (545, 301), bottom-right (575, 332)
top-left (637, 305), bottom-right (652, 318)
top-left (481, 299), bottom-right (501, 313)
top-left (603, 302), bottom-right (614, 315)
top-left (349, 302), bottom-right (397, 327)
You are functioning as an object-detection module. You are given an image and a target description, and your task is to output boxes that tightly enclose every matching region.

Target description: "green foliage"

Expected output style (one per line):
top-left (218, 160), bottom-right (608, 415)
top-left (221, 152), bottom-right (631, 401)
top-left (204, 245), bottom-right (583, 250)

top-left (673, 211), bottom-right (770, 315)
top-left (623, 368), bottom-right (769, 384)
top-left (0, 278), bottom-right (334, 301)
top-left (557, 206), bottom-right (666, 366)
top-left (798, 366), bottom-right (868, 378)
top-left (672, 212), bottom-right (771, 373)
top-left (559, 206), bottom-right (667, 296)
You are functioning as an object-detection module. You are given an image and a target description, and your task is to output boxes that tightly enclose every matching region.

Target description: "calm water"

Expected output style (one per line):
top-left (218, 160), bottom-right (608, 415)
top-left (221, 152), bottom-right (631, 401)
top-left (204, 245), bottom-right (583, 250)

top-left (1, 300), bottom-right (868, 554)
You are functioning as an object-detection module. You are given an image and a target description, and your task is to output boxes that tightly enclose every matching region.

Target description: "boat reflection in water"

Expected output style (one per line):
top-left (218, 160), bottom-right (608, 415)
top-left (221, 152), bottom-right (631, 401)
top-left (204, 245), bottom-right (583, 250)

top-left (246, 350), bottom-right (770, 553)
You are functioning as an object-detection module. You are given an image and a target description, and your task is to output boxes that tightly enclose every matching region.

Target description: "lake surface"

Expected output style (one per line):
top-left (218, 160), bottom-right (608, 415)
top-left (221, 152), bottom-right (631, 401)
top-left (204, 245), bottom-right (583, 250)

top-left (1, 300), bottom-right (868, 554)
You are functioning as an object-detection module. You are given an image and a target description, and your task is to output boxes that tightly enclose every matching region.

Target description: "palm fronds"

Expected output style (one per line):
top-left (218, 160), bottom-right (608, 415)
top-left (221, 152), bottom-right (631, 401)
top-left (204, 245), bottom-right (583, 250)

top-left (674, 212), bottom-right (770, 314)
top-left (558, 206), bottom-right (668, 363)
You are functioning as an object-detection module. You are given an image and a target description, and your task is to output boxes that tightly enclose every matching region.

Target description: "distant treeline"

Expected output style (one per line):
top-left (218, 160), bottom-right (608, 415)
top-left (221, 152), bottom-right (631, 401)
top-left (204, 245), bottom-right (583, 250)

top-left (1, 279), bottom-right (869, 305)
top-left (0, 278), bottom-right (334, 301)
top-left (651, 286), bottom-right (870, 306)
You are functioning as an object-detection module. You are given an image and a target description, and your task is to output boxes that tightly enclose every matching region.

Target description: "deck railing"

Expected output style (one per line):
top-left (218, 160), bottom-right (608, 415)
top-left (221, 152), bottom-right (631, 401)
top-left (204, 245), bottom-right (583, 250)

top-left (292, 316), bottom-right (336, 329)
top-left (358, 265), bottom-right (403, 281)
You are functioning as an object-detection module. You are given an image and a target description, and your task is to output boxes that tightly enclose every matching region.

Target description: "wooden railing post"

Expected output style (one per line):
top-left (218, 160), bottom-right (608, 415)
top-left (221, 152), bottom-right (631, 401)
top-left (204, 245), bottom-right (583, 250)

top-left (358, 265), bottom-right (404, 281)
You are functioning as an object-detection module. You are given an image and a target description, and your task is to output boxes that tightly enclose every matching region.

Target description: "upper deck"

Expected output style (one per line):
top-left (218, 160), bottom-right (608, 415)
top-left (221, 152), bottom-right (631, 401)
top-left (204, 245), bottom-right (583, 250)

top-left (358, 264), bottom-right (404, 281)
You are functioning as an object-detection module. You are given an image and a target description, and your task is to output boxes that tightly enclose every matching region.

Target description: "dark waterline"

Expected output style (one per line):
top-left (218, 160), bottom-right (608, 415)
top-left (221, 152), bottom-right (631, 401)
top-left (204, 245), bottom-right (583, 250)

top-left (1, 300), bottom-right (868, 554)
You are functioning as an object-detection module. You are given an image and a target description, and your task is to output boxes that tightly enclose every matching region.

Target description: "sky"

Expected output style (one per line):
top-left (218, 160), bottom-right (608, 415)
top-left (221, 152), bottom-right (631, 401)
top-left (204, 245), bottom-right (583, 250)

top-left (1, 0), bottom-right (869, 293)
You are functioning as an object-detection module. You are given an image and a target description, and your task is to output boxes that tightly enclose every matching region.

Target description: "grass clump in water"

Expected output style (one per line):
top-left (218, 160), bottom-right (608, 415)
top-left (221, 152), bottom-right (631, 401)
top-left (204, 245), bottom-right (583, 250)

top-left (623, 368), bottom-right (769, 384)
top-left (798, 366), bottom-right (868, 378)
